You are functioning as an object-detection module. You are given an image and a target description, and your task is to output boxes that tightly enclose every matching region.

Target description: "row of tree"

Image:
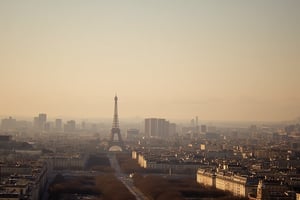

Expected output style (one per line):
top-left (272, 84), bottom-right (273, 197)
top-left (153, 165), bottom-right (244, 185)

top-left (133, 174), bottom-right (183, 200)
top-left (85, 153), bottom-right (115, 173)
top-left (115, 153), bottom-right (146, 173)
top-left (95, 174), bottom-right (135, 200)
top-left (48, 174), bottom-right (135, 200)
top-left (48, 174), bottom-right (99, 199)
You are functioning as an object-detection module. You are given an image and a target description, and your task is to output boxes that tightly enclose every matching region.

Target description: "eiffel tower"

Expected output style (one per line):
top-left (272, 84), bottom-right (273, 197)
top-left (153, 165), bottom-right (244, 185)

top-left (108, 95), bottom-right (124, 151)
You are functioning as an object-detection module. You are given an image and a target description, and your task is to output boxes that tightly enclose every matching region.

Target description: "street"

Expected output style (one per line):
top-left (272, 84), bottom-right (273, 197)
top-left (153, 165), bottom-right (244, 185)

top-left (107, 153), bottom-right (149, 200)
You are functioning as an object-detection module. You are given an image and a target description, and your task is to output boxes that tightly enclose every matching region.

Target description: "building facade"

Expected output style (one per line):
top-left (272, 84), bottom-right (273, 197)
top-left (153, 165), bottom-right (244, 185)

top-left (144, 118), bottom-right (175, 138)
top-left (197, 168), bottom-right (257, 198)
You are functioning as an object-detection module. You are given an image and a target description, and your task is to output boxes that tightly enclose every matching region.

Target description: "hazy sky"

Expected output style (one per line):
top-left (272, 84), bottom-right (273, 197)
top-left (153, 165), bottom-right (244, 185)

top-left (0, 1), bottom-right (299, 121)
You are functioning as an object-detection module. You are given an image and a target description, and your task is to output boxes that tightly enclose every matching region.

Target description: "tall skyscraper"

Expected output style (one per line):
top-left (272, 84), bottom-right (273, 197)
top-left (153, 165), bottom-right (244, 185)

top-left (145, 118), bottom-right (175, 138)
top-left (195, 116), bottom-right (199, 134)
top-left (145, 118), bottom-right (157, 138)
top-left (33, 113), bottom-right (47, 131)
top-left (38, 113), bottom-right (47, 124)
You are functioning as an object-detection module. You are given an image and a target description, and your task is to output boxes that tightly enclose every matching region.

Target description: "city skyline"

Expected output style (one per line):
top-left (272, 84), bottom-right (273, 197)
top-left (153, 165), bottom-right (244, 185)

top-left (0, 1), bottom-right (299, 121)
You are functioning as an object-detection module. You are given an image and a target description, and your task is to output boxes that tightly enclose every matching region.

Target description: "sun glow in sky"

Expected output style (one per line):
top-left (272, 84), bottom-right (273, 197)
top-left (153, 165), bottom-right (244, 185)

top-left (0, 1), bottom-right (299, 121)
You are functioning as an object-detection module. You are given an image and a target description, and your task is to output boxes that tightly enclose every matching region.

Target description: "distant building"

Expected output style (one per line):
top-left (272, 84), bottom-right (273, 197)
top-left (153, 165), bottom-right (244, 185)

top-left (55, 119), bottom-right (62, 131)
top-left (187, 116), bottom-right (200, 134)
top-left (182, 126), bottom-right (194, 135)
top-left (1, 116), bottom-right (17, 130)
top-left (191, 118), bottom-right (195, 127)
top-left (145, 118), bottom-right (175, 138)
top-left (64, 120), bottom-right (76, 132)
top-left (81, 121), bottom-right (86, 130)
top-left (127, 129), bottom-right (139, 140)
top-left (38, 113), bottom-right (47, 123)
top-left (195, 116), bottom-right (199, 133)
top-left (33, 113), bottom-right (47, 131)
top-left (255, 179), bottom-right (293, 200)
top-left (201, 125), bottom-right (207, 133)
top-left (46, 154), bottom-right (87, 170)
top-left (169, 123), bottom-right (177, 136)
top-left (33, 117), bottom-right (39, 129)
top-left (45, 122), bottom-right (53, 132)
top-left (208, 126), bottom-right (216, 132)
top-left (205, 132), bottom-right (220, 140)
top-left (133, 150), bottom-right (204, 173)
top-left (0, 135), bottom-right (12, 142)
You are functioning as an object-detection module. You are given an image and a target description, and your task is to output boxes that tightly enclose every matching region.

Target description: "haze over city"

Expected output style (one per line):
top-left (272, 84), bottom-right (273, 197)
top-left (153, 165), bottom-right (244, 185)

top-left (0, 1), bottom-right (299, 121)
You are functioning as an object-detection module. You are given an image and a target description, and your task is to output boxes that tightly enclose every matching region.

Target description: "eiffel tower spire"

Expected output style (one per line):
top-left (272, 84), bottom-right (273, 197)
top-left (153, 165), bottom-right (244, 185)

top-left (109, 95), bottom-right (124, 151)
top-left (112, 95), bottom-right (119, 128)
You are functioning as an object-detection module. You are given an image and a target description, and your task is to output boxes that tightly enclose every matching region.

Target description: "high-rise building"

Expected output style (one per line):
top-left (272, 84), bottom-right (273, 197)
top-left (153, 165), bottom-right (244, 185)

top-left (201, 125), bottom-right (207, 133)
top-left (33, 113), bottom-right (47, 131)
top-left (195, 116), bottom-right (199, 133)
top-left (145, 118), bottom-right (157, 137)
top-left (169, 123), bottom-right (177, 136)
top-left (55, 119), bottom-right (62, 131)
top-left (64, 120), bottom-right (76, 132)
top-left (33, 117), bottom-right (39, 129)
top-left (81, 121), bottom-right (86, 130)
top-left (145, 118), bottom-right (175, 138)
top-left (39, 113), bottom-right (47, 124)
top-left (45, 122), bottom-right (52, 132)
top-left (1, 117), bottom-right (17, 130)
top-left (191, 119), bottom-right (195, 127)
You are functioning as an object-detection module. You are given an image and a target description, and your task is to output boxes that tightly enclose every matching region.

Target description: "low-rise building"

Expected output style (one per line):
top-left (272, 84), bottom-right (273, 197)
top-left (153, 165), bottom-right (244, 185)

top-left (134, 150), bottom-right (206, 174)
top-left (196, 169), bottom-right (216, 187)
top-left (256, 179), bottom-right (294, 200)
top-left (44, 154), bottom-right (88, 170)
top-left (197, 168), bottom-right (258, 197)
top-left (0, 160), bottom-right (48, 200)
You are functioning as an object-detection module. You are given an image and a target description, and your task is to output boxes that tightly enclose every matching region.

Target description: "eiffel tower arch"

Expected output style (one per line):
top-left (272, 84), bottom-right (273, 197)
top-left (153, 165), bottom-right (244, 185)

top-left (108, 95), bottom-right (124, 151)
